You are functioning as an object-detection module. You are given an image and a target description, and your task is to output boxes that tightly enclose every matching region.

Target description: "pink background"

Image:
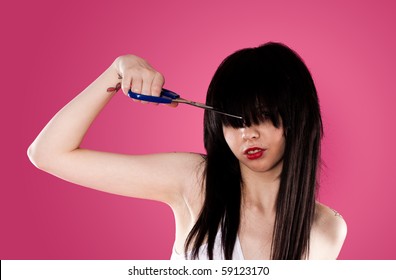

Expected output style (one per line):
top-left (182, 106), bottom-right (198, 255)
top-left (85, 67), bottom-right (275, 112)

top-left (1, 0), bottom-right (395, 259)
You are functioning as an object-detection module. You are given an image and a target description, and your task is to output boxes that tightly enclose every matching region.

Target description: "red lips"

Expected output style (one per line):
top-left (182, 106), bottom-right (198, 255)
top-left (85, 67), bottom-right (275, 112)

top-left (244, 147), bottom-right (266, 160)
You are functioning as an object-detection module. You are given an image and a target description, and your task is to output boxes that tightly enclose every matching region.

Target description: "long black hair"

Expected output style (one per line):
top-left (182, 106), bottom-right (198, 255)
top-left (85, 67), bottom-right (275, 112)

top-left (185, 42), bottom-right (323, 259)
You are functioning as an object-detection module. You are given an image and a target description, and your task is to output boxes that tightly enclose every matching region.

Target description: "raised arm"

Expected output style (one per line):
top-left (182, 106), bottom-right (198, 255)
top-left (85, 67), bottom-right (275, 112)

top-left (27, 55), bottom-right (204, 205)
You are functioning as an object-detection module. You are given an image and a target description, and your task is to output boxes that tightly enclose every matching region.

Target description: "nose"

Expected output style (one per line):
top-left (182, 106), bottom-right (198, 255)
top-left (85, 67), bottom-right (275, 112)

top-left (240, 126), bottom-right (259, 140)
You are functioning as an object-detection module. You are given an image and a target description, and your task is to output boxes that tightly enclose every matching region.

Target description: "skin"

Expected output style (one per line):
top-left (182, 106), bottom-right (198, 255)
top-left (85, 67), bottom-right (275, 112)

top-left (222, 123), bottom-right (347, 259)
top-left (222, 122), bottom-right (285, 259)
top-left (28, 54), bottom-right (347, 260)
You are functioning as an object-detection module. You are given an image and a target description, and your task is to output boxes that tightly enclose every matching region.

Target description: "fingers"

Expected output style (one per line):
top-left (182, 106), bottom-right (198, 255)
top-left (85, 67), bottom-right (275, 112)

top-left (116, 55), bottom-right (176, 108)
top-left (121, 69), bottom-right (163, 97)
top-left (151, 72), bottom-right (165, 96)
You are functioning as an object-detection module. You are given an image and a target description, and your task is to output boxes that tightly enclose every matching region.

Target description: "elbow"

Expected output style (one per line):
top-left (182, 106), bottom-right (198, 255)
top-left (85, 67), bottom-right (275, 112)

top-left (27, 143), bottom-right (40, 168)
top-left (27, 143), bottom-right (48, 170)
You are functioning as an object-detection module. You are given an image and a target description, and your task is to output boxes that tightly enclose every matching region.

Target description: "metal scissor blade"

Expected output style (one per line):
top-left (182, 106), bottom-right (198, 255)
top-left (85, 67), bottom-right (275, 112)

top-left (175, 98), bottom-right (243, 120)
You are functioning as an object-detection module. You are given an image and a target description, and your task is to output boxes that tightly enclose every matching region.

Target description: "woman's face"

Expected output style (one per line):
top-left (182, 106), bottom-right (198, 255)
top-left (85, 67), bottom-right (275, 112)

top-left (222, 120), bottom-right (285, 175)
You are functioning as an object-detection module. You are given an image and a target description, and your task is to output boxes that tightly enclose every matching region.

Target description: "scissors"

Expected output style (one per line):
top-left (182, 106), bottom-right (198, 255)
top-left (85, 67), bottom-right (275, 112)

top-left (128, 88), bottom-right (243, 120)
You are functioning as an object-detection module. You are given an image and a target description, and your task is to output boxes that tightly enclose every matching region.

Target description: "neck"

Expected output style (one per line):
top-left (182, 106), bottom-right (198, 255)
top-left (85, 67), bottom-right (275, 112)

top-left (240, 162), bottom-right (282, 214)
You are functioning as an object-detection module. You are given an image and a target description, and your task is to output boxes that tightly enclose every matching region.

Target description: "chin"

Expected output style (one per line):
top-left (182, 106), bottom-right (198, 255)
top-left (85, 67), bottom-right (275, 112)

top-left (240, 159), bottom-right (283, 175)
top-left (241, 161), bottom-right (272, 172)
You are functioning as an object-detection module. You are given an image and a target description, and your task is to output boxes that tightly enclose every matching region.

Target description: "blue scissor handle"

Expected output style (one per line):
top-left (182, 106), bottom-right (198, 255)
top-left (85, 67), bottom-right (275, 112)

top-left (128, 88), bottom-right (180, 104)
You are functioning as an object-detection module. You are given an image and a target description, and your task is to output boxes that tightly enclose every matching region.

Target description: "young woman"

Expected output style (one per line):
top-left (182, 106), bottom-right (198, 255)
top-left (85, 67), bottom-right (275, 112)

top-left (28, 42), bottom-right (347, 260)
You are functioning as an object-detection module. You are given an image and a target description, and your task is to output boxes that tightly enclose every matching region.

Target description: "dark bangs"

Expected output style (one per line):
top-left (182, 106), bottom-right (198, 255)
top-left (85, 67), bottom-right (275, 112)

top-left (205, 46), bottom-right (291, 129)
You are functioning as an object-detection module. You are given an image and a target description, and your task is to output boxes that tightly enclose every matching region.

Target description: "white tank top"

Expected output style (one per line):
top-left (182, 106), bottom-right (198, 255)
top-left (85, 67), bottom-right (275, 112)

top-left (170, 231), bottom-right (245, 260)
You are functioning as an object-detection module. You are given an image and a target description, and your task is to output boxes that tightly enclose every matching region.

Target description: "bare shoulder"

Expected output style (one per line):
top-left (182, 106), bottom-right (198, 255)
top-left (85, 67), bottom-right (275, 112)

top-left (310, 202), bottom-right (348, 259)
top-left (166, 152), bottom-right (206, 206)
top-left (173, 152), bottom-right (206, 185)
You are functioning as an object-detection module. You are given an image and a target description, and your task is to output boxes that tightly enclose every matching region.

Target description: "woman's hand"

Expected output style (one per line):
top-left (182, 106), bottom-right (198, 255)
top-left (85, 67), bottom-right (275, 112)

top-left (112, 55), bottom-right (177, 107)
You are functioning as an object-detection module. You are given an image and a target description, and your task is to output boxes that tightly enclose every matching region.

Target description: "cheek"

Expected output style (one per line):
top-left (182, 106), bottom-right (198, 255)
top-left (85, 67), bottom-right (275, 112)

top-left (279, 138), bottom-right (286, 156)
top-left (267, 128), bottom-right (285, 155)
top-left (274, 134), bottom-right (286, 158)
top-left (222, 128), bottom-right (240, 153)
